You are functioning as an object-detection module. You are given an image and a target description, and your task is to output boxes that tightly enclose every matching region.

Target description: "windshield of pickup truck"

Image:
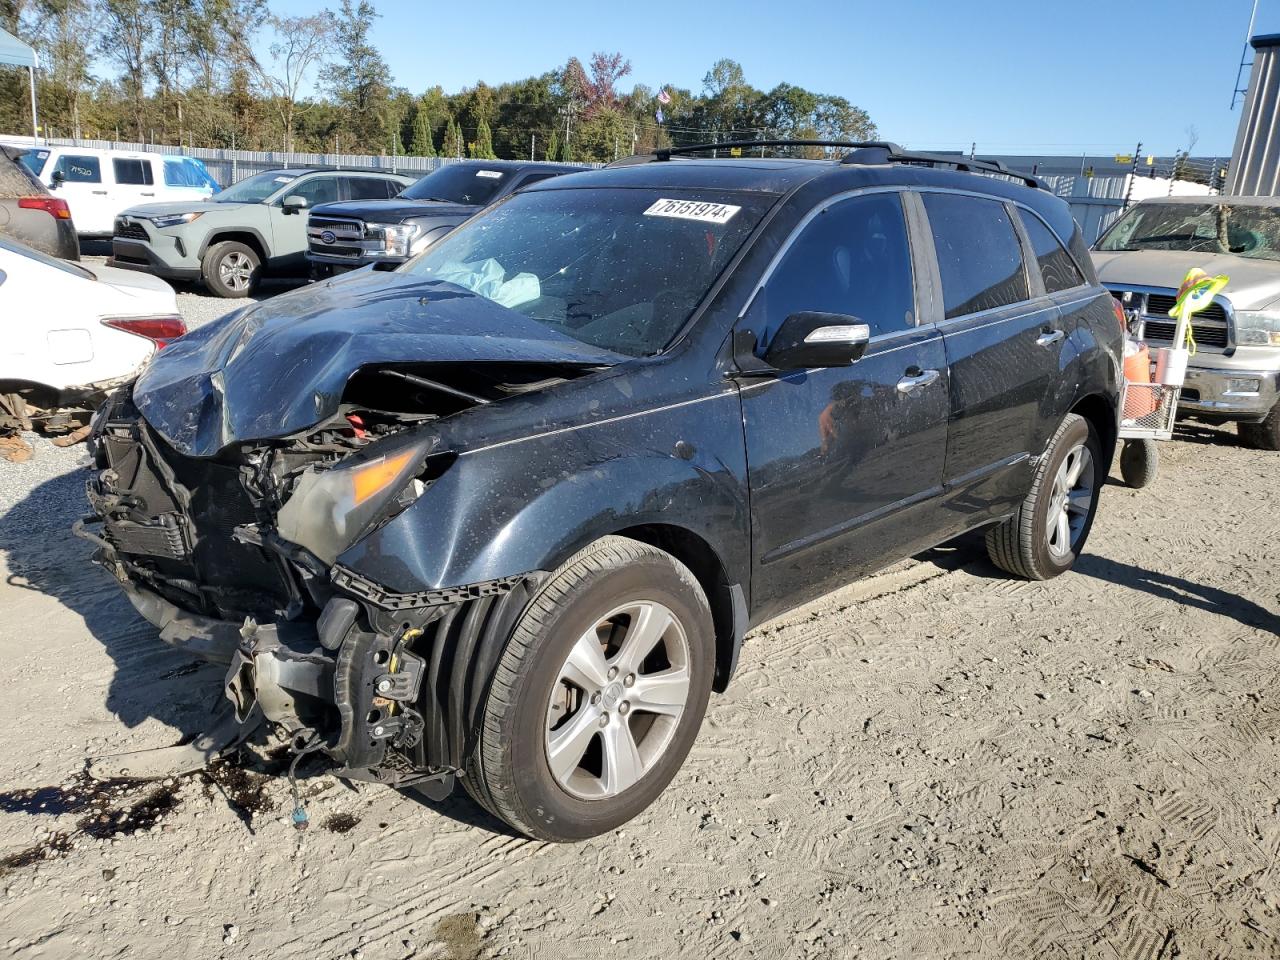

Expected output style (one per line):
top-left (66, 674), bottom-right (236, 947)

top-left (1098, 201), bottom-right (1280, 261)
top-left (401, 187), bottom-right (768, 356)
top-left (211, 170), bottom-right (297, 203)
top-left (399, 164), bottom-right (511, 205)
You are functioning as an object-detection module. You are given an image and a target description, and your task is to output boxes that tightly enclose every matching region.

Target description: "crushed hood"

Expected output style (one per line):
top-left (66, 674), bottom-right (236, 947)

top-left (133, 270), bottom-right (624, 457)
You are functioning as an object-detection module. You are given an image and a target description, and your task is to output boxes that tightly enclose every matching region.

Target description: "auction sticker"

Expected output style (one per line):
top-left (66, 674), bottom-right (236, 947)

top-left (644, 198), bottom-right (741, 224)
top-left (476, 170), bottom-right (503, 178)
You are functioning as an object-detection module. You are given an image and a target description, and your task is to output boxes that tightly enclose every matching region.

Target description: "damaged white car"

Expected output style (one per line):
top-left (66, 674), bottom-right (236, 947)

top-left (0, 234), bottom-right (185, 450)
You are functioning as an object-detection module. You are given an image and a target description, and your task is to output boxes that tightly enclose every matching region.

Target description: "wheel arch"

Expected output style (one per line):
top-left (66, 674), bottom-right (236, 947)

top-left (1069, 391), bottom-right (1118, 474)
top-left (199, 229), bottom-right (269, 264)
top-left (609, 523), bottom-right (748, 694)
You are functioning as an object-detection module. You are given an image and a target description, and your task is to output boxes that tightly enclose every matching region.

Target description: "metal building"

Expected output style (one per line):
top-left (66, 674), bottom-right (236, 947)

top-left (1229, 33), bottom-right (1280, 195)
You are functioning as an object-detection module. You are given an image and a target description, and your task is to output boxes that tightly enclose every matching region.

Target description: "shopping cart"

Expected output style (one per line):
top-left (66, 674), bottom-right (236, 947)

top-left (1114, 268), bottom-right (1228, 489)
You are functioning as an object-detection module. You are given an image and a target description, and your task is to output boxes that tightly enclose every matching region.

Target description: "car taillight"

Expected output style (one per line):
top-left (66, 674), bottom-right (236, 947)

top-left (102, 316), bottom-right (188, 350)
top-left (18, 196), bottom-right (71, 219)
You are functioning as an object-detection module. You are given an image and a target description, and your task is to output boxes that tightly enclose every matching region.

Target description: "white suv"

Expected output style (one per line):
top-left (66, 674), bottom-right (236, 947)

top-left (13, 145), bottom-right (218, 236)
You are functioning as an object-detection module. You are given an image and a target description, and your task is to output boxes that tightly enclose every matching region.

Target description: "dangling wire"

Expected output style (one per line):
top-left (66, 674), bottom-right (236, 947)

top-left (287, 731), bottom-right (324, 831)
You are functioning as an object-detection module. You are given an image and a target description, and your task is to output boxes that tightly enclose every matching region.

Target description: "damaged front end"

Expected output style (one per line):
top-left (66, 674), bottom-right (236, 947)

top-left (76, 381), bottom-right (552, 797)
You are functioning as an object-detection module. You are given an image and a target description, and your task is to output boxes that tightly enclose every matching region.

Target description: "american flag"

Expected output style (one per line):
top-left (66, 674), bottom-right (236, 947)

top-left (657, 88), bottom-right (672, 105)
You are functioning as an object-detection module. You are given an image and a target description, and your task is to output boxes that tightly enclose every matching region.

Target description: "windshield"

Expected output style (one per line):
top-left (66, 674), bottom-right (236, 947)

top-left (401, 187), bottom-right (769, 356)
top-left (212, 170), bottom-right (297, 204)
top-left (400, 165), bottom-right (512, 205)
top-left (0, 233), bottom-right (95, 279)
top-left (1098, 201), bottom-right (1280, 261)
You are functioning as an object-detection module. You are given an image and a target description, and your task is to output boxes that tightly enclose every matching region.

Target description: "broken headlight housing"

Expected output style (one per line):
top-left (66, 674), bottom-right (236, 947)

top-left (1234, 309), bottom-right (1280, 346)
top-left (276, 434), bottom-right (437, 564)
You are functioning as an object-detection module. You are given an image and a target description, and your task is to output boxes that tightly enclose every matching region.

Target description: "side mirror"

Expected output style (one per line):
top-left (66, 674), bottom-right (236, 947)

top-left (50, 170), bottom-right (64, 187)
top-left (282, 195), bottom-right (308, 215)
top-left (763, 312), bottom-right (871, 370)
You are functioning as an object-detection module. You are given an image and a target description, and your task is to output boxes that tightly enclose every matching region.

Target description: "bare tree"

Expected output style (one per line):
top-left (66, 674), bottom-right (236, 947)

top-left (251, 14), bottom-right (335, 152)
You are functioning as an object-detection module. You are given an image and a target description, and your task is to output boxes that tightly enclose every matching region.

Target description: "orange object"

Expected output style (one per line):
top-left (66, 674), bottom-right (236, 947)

top-left (1123, 343), bottom-right (1158, 419)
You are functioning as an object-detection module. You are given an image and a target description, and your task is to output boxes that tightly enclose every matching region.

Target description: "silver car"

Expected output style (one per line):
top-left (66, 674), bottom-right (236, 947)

top-left (1093, 195), bottom-right (1280, 449)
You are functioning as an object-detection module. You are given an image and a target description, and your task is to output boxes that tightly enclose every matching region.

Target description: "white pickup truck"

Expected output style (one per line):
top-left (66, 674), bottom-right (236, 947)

top-left (1093, 195), bottom-right (1280, 449)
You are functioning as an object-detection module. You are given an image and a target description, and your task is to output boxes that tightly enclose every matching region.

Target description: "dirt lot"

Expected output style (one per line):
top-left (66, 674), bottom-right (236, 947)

top-left (1, 287), bottom-right (1279, 960)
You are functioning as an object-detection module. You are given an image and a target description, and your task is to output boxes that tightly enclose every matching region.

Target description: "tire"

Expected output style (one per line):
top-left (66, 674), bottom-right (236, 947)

top-left (1119, 439), bottom-right (1159, 489)
top-left (464, 535), bottom-right (715, 842)
top-left (202, 240), bottom-right (261, 298)
top-left (986, 413), bottom-right (1102, 580)
top-left (1237, 401), bottom-right (1280, 450)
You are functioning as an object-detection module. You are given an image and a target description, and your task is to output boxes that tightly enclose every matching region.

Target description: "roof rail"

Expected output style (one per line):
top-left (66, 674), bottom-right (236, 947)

top-left (610, 138), bottom-right (1045, 190)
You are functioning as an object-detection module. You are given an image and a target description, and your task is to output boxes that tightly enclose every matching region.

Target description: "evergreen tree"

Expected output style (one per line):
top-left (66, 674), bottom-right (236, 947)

top-left (410, 105), bottom-right (435, 156)
top-left (473, 118), bottom-right (496, 159)
top-left (545, 129), bottom-right (559, 163)
top-left (444, 116), bottom-right (463, 158)
top-left (558, 134), bottom-right (574, 163)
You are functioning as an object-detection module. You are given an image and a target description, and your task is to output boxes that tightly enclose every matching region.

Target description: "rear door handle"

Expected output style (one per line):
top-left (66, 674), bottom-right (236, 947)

top-left (140, 192), bottom-right (155, 196)
top-left (92, 190), bottom-right (108, 195)
top-left (897, 369), bottom-right (941, 394)
top-left (1036, 330), bottom-right (1065, 347)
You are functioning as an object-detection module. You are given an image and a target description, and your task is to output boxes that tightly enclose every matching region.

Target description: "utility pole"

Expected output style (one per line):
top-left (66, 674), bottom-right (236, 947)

top-left (1122, 141), bottom-right (1142, 211)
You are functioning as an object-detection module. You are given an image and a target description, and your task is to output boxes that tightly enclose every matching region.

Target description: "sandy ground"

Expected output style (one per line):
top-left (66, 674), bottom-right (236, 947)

top-left (2, 285), bottom-right (1279, 959)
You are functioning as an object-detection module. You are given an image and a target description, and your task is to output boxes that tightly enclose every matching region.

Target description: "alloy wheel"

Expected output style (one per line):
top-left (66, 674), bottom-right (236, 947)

top-left (1046, 442), bottom-right (1094, 560)
top-left (544, 600), bottom-right (691, 800)
top-left (218, 252), bottom-right (254, 291)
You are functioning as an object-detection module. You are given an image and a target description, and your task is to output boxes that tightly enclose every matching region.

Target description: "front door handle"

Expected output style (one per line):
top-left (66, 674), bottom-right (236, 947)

top-left (140, 191), bottom-right (155, 196)
top-left (92, 190), bottom-right (108, 195)
top-left (897, 369), bottom-right (941, 394)
top-left (1036, 329), bottom-right (1065, 347)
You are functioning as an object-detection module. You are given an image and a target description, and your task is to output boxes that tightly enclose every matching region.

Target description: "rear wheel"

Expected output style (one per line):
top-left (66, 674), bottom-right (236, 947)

top-left (986, 413), bottom-right (1102, 580)
top-left (464, 536), bottom-right (714, 841)
top-left (202, 240), bottom-right (260, 298)
top-left (1237, 401), bottom-right (1280, 450)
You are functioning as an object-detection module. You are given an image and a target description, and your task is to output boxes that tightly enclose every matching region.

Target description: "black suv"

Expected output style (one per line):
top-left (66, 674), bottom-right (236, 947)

top-left (81, 141), bottom-right (1121, 842)
top-left (305, 160), bottom-right (580, 277)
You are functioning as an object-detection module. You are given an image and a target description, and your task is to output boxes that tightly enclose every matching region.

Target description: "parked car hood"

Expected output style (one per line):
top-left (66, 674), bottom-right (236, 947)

top-left (132, 269), bottom-right (624, 457)
top-left (310, 199), bottom-right (477, 222)
top-left (1092, 249), bottom-right (1280, 310)
top-left (120, 199), bottom-right (242, 218)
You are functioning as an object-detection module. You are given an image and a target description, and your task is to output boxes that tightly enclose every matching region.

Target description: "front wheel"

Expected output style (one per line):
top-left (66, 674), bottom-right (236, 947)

top-left (1237, 401), bottom-right (1280, 450)
top-left (202, 240), bottom-right (261, 298)
top-left (986, 413), bottom-right (1102, 580)
top-left (464, 536), bottom-right (715, 841)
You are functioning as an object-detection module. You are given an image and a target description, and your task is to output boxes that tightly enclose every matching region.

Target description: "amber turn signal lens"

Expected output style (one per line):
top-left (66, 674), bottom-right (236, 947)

top-left (351, 449), bottom-right (417, 506)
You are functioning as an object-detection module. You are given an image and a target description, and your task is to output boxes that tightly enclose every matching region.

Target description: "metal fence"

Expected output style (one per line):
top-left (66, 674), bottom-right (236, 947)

top-left (6, 135), bottom-right (1213, 243)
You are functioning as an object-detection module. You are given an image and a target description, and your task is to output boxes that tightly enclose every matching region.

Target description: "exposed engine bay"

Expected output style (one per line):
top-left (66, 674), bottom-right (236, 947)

top-left (75, 360), bottom-right (594, 794)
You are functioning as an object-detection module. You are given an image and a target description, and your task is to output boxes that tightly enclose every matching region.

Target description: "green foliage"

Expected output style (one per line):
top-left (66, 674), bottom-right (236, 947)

top-left (469, 118), bottom-right (496, 160)
top-left (443, 116), bottom-right (463, 158)
top-left (410, 103), bottom-right (435, 157)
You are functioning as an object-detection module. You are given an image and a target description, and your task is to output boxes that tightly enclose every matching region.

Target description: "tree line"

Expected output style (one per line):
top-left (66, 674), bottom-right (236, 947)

top-left (0, 0), bottom-right (875, 163)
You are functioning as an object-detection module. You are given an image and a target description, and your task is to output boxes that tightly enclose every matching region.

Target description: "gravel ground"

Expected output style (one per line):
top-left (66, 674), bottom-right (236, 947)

top-left (1, 283), bottom-right (1278, 959)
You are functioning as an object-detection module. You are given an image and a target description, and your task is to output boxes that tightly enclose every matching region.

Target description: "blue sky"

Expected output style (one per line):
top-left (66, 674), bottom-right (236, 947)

top-left (270, 0), bottom-right (1278, 156)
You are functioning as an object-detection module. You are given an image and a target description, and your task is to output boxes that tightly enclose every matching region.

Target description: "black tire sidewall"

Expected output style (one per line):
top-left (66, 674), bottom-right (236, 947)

top-left (495, 553), bottom-right (714, 841)
top-left (203, 241), bottom-right (259, 298)
top-left (1030, 416), bottom-right (1100, 576)
top-left (1119, 439), bottom-right (1159, 489)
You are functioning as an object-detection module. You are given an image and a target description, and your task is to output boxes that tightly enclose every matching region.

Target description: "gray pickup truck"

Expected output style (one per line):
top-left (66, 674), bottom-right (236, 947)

top-left (305, 160), bottom-right (581, 277)
top-left (1094, 195), bottom-right (1280, 449)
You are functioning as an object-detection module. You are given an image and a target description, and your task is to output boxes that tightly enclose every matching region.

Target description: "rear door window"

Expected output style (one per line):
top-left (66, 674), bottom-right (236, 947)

top-left (762, 191), bottom-right (916, 340)
top-left (286, 175), bottom-right (340, 206)
top-left (53, 154), bottom-right (101, 183)
top-left (163, 157), bottom-right (218, 188)
top-left (923, 193), bottom-right (1029, 319)
top-left (1018, 210), bottom-right (1085, 294)
top-left (345, 176), bottom-right (396, 200)
top-left (112, 158), bottom-right (154, 186)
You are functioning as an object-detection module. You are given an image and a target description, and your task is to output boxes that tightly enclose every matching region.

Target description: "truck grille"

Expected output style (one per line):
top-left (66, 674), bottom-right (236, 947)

top-left (114, 219), bottom-right (149, 241)
top-left (1109, 287), bottom-right (1232, 354)
top-left (308, 216), bottom-right (369, 259)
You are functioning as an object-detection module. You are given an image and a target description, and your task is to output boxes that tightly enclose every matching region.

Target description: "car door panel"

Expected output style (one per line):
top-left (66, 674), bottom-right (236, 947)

top-left (271, 174), bottom-right (342, 272)
top-left (918, 191), bottom-right (1065, 511)
top-left (736, 190), bottom-right (952, 622)
top-left (743, 328), bottom-right (950, 619)
top-left (51, 153), bottom-right (113, 234)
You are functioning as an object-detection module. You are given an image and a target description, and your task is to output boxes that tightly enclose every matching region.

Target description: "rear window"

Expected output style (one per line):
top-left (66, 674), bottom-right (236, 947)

top-left (923, 193), bottom-right (1029, 319)
top-left (19, 149), bottom-right (48, 176)
top-left (0, 154), bottom-right (41, 198)
top-left (113, 158), bottom-right (154, 186)
top-left (163, 157), bottom-right (219, 189)
top-left (53, 154), bottom-right (101, 184)
top-left (1018, 210), bottom-right (1085, 294)
top-left (402, 188), bottom-right (769, 356)
top-left (400, 165), bottom-right (511, 205)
